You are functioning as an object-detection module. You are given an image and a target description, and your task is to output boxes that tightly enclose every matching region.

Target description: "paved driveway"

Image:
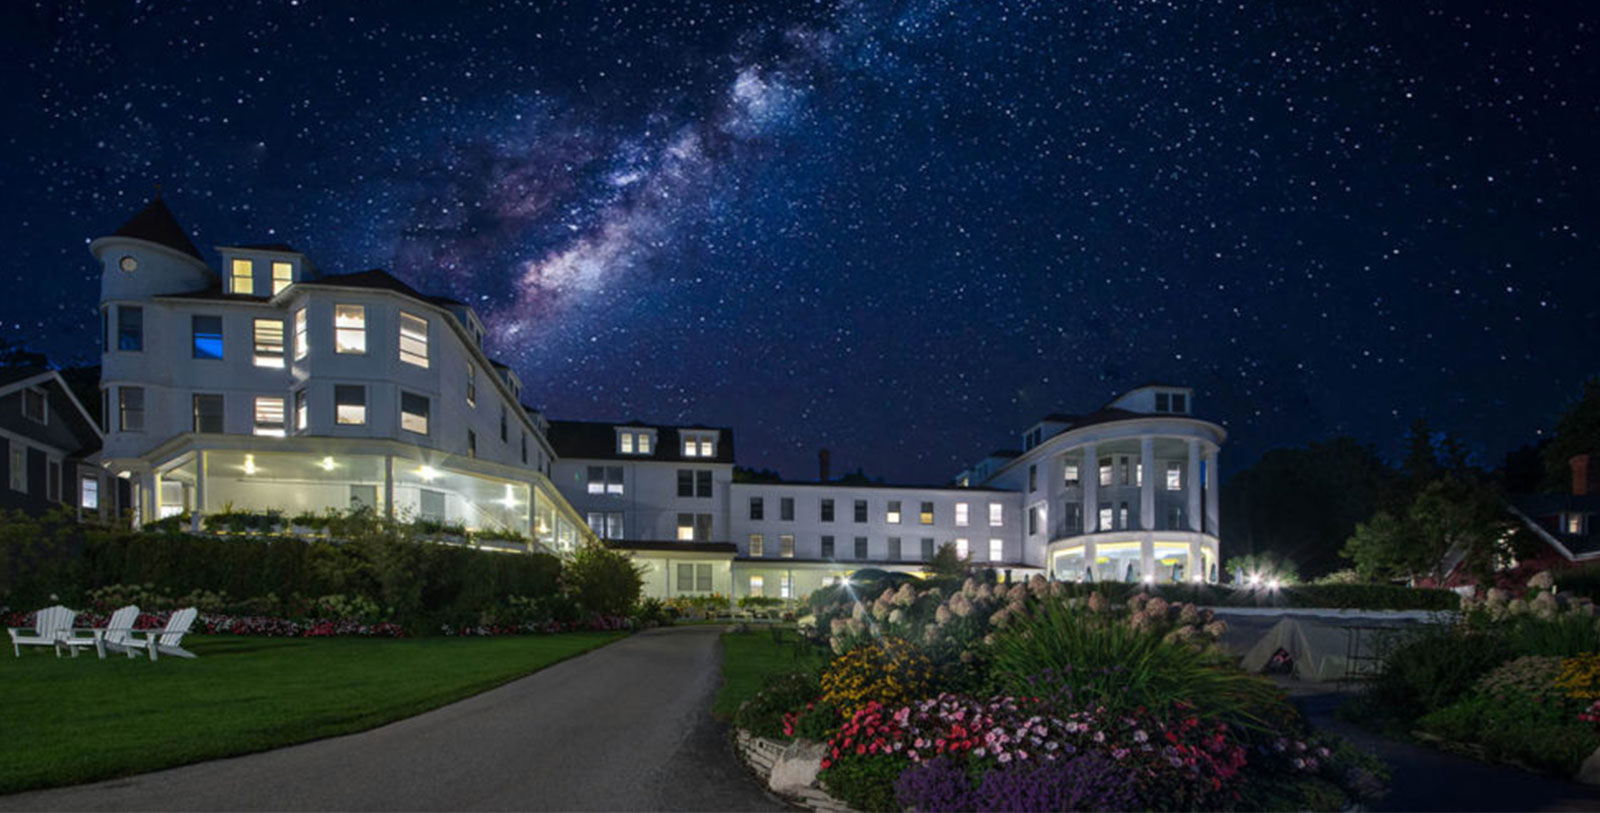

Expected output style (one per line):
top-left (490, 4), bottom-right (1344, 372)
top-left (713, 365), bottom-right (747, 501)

top-left (0, 626), bottom-right (785, 812)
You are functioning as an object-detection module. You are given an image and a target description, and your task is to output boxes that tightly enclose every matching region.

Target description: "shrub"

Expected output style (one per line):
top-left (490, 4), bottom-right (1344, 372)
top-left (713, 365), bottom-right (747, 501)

top-left (734, 672), bottom-right (822, 740)
top-left (818, 753), bottom-right (905, 812)
top-left (1477, 656), bottom-right (1568, 706)
top-left (560, 541), bottom-right (645, 617)
top-left (819, 637), bottom-right (935, 719)
top-left (1356, 627), bottom-right (1514, 725)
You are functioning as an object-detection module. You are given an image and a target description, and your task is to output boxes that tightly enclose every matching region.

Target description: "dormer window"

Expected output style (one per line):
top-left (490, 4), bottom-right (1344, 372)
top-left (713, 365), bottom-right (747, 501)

top-left (271, 262), bottom-right (293, 295)
top-left (1154, 391), bottom-right (1189, 414)
top-left (682, 432), bottom-right (715, 458)
top-left (618, 430), bottom-right (655, 455)
top-left (231, 259), bottom-right (254, 295)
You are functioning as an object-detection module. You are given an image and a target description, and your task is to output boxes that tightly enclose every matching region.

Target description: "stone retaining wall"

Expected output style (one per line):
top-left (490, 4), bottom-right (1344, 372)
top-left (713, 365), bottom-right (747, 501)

top-left (734, 730), bottom-right (854, 812)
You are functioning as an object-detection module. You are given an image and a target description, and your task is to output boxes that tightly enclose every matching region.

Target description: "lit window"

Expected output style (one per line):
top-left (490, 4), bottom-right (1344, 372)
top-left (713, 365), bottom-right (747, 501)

top-left (1098, 506), bottom-right (1113, 531)
top-left (231, 259), bottom-right (254, 295)
top-left (466, 365), bottom-right (476, 406)
top-left (1064, 463), bottom-right (1080, 486)
top-left (677, 513), bottom-right (712, 542)
top-left (294, 389), bottom-right (307, 431)
top-left (8, 444), bottom-right (24, 492)
top-left (749, 575), bottom-right (764, 597)
top-left (117, 305), bottom-right (143, 351)
top-left (253, 396), bottom-right (286, 437)
top-left (399, 311), bottom-right (429, 367)
top-left (400, 391), bottom-right (429, 434)
top-left (1167, 462), bottom-right (1182, 491)
top-left (335, 385), bottom-right (366, 425)
top-left (920, 502), bottom-right (934, 524)
top-left (192, 394), bottom-right (224, 433)
top-left (677, 514), bottom-right (695, 541)
top-left (638, 433), bottom-right (652, 454)
top-left (955, 502), bottom-right (969, 527)
top-left (334, 305), bottom-right (366, 354)
top-left (886, 501), bottom-right (901, 524)
top-left (955, 538), bottom-right (969, 559)
top-left (22, 389), bottom-right (45, 423)
top-left (192, 315), bottom-right (223, 360)
top-left (293, 309), bottom-right (308, 361)
top-left (80, 476), bottom-right (99, 510)
top-left (620, 433), bottom-right (634, 454)
top-left (1570, 514), bottom-right (1587, 535)
top-left (749, 533), bottom-right (764, 557)
top-left (1099, 457), bottom-right (1113, 486)
top-left (989, 503), bottom-right (1003, 527)
top-left (780, 534), bottom-right (795, 558)
top-left (780, 575), bottom-right (793, 599)
top-left (682, 432), bottom-right (715, 457)
top-left (118, 387), bottom-right (144, 431)
top-left (989, 538), bottom-right (1003, 562)
top-left (253, 319), bottom-right (285, 368)
top-left (271, 261), bottom-right (292, 295)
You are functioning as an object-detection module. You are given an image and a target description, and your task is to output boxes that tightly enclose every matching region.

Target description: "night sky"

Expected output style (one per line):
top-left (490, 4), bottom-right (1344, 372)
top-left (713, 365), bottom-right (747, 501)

top-left (3, 1), bottom-right (1596, 484)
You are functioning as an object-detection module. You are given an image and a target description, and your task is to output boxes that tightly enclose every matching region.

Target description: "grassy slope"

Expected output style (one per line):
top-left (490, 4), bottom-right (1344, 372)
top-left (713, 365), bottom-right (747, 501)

top-left (0, 632), bottom-right (625, 794)
top-left (714, 627), bottom-right (829, 720)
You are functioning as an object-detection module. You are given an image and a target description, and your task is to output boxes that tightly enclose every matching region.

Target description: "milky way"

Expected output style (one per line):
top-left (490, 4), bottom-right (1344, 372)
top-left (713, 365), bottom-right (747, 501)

top-left (2, 1), bottom-right (1596, 484)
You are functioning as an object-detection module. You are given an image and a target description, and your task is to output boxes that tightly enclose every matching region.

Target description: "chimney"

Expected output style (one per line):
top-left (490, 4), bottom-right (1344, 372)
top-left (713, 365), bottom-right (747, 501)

top-left (1574, 454), bottom-right (1593, 497)
top-left (819, 448), bottom-right (831, 483)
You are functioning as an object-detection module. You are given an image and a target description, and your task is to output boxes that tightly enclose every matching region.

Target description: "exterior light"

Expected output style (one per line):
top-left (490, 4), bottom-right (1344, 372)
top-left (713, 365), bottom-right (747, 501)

top-left (1267, 578), bottom-right (1282, 591)
top-left (320, 456), bottom-right (336, 471)
top-left (243, 454), bottom-right (257, 475)
top-left (500, 484), bottom-right (518, 507)
top-left (418, 465), bottom-right (438, 481)
top-left (1246, 572), bottom-right (1261, 587)
top-left (1141, 574), bottom-right (1155, 585)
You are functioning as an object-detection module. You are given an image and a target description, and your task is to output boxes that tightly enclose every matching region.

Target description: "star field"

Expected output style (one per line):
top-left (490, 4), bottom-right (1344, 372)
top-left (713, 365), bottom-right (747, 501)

top-left (2, 1), bottom-right (1596, 483)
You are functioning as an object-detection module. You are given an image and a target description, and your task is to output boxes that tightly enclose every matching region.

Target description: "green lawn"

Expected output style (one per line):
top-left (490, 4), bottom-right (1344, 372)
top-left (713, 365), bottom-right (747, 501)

top-left (0, 632), bottom-right (625, 795)
top-left (714, 626), bottom-right (830, 719)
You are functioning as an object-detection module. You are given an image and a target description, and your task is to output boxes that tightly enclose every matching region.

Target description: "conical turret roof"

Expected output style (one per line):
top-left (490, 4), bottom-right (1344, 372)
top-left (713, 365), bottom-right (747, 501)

top-left (111, 198), bottom-right (204, 261)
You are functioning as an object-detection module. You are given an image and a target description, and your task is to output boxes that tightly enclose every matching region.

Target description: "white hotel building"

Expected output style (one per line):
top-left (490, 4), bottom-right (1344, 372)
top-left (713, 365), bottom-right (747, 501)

top-left (91, 199), bottom-right (1224, 601)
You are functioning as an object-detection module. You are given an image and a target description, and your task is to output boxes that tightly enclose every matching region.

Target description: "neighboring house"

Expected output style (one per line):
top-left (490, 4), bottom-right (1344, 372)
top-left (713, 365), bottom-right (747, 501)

top-left (545, 384), bottom-right (1227, 602)
top-left (0, 367), bottom-right (116, 520)
top-left (91, 197), bottom-right (592, 552)
top-left (1510, 453), bottom-right (1600, 567)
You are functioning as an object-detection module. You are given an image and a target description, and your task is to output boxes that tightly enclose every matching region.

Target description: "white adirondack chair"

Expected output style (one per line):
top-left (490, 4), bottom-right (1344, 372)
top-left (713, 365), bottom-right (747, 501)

top-left (60, 605), bottom-right (141, 659)
top-left (126, 607), bottom-right (199, 661)
top-left (7, 605), bottom-right (77, 657)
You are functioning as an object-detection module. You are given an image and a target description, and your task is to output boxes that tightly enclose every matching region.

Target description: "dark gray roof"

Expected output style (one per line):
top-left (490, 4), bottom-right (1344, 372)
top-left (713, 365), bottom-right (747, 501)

top-left (1515, 493), bottom-right (1600, 557)
top-left (112, 198), bottom-right (204, 261)
top-left (547, 419), bottom-right (736, 464)
top-left (309, 269), bottom-right (465, 307)
top-left (0, 366), bottom-right (48, 388)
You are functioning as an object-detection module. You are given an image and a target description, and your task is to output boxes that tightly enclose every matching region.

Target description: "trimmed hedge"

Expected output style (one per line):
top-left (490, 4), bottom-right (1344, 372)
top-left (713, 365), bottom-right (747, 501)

top-left (1001, 581), bottom-right (1457, 612)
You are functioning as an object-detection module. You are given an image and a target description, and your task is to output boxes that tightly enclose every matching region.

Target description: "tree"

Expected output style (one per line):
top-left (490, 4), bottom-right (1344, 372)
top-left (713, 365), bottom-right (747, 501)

top-left (1340, 476), bottom-right (1514, 584)
top-left (563, 541), bottom-right (645, 616)
top-left (1542, 377), bottom-right (1600, 492)
top-left (927, 541), bottom-right (971, 580)
top-left (1340, 510), bottom-right (1421, 582)
top-left (1222, 552), bottom-right (1299, 585)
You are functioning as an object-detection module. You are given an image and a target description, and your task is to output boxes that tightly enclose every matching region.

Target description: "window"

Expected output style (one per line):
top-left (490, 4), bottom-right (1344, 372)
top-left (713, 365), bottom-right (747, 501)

top-left (989, 538), bottom-right (1004, 562)
top-left (955, 538), bottom-right (969, 559)
top-left (43, 461), bottom-right (59, 501)
top-left (638, 433), bottom-right (652, 454)
top-left (588, 466), bottom-right (624, 495)
top-left (921, 538), bottom-right (935, 560)
top-left (8, 443), bottom-right (24, 492)
top-left (400, 391), bottom-right (429, 434)
top-left (1099, 457), bottom-right (1113, 486)
top-left (520, 433), bottom-right (528, 464)
top-left (586, 512), bottom-right (624, 538)
top-left (1155, 392), bottom-right (1170, 412)
top-left (676, 469), bottom-right (709, 498)
top-left (117, 306), bottom-right (143, 351)
top-left (466, 365), bottom-right (476, 406)
top-left (780, 575), bottom-right (793, 599)
top-left (191, 315), bottom-right (223, 360)
top-left (1064, 463), bottom-right (1079, 487)
top-left (989, 503), bottom-right (1003, 527)
top-left (192, 394), bottom-right (224, 433)
top-left (821, 498), bottom-right (834, 522)
top-left (749, 534), bottom-right (764, 557)
top-left (888, 537), bottom-right (902, 560)
top-left (886, 501), bottom-right (902, 524)
top-left (293, 309), bottom-right (308, 360)
top-left (230, 258), bottom-right (254, 295)
top-left (1167, 505), bottom-right (1184, 530)
top-left (681, 432), bottom-right (715, 457)
top-left (1172, 393), bottom-right (1186, 413)
top-left (1029, 464), bottom-right (1037, 492)
top-left (1167, 462), bottom-right (1182, 491)
top-left (1565, 514), bottom-right (1584, 535)
top-left (677, 563), bottom-right (713, 592)
top-left (781, 497), bottom-right (794, 521)
top-left (252, 319), bottom-right (285, 368)
top-left (1121, 456), bottom-right (1133, 486)
top-left (1119, 501), bottom-right (1130, 529)
top-left (22, 388), bottom-right (45, 423)
top-left (821, 535), bottom-right (835, 558)
top-left (499, 406), bottom-right (508, 443)
top-left (118, 387), bottom-right (144, 431)
top-left (620, 433), bottom-right (634, 454)
top-left (335, 385), bottom-right (366, 425)
top-left (334, 305), bottom-right (366, 354)
top-left (1028, 505), bottom-right (1040, 535)
top-left (1064, 503), bottom-right (1082, 533)
top-left (399, 311), bottom-right (429, 367)
top-left (780, 534), bottom-right (795, 558)
top-left (920, 502), bottom-right (934, 525)
top-left (854, 499), bottom-right (868, 523)
top-left (81, 475), bottom-right (99, 510)
top-left (467, 430), bottom-right (476, 458)
top-left (676, 513), bottom-right (712, 542)
top-left (102, 307), bottom-right (109, 353)
top-left (854, 537), bottom-right (868, 560)
top-left (294, 389), bottom-right (307, 431)
top-left (955, 502), bottom-right (969, 527)
top-left (749, 497), bottom-right (764, 521)
top-left (253, 396), bottom-right (286, 437)
top-left (749, 575), bottom-right (764, 597)
top-left (1099, 506), bottom-right (1113, 531)
top-left (271, 261), bottom-right (292, 295)
top-left (697, 471), bottom-right (712, 498)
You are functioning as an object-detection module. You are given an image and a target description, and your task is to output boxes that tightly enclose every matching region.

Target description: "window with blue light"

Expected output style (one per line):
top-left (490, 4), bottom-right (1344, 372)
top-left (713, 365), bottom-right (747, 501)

top-left (117, 306), bottom-right (143, 351)
top-left (192, 315), bottom-right (224, 359)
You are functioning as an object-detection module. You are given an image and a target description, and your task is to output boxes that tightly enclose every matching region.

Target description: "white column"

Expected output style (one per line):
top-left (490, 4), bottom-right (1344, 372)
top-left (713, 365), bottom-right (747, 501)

top-left (1139, 436), bottom-right (1155, 531)
top-left (1140, 535), bottom-right (1155, 583)
top-left (1186, 439), bottom-right (1202, 532)
top-left (1205, 447), bottom-right (1220, 537)
top-left (1083, 539), bottom-right (1097, 582)
top-left (1189, 538), bottom-right (1203, 582)
top-left (383, 455), bottom-right (395, 520)
top-left (1080, 443), bottom-right (1097, 534)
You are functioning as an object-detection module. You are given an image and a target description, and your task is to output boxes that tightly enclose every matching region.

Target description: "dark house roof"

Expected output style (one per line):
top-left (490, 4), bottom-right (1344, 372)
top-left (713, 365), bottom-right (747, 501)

top-left (308, 269), bottom-right (465, 307)
top-left (1514, 493), bottom-right (1600, 558)
top-left (112, 198), bottom-right (204, 262)
top-left (231, 242), bottom-right (300, 253)
top-left (546, 419), bottom-right (736, 464)
top-left (0, 366), bottom-right (48, 388)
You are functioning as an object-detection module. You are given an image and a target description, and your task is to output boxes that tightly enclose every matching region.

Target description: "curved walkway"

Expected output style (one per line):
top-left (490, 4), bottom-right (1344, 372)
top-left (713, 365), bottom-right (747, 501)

top-left (0, 626), bottom-right (785, 812)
